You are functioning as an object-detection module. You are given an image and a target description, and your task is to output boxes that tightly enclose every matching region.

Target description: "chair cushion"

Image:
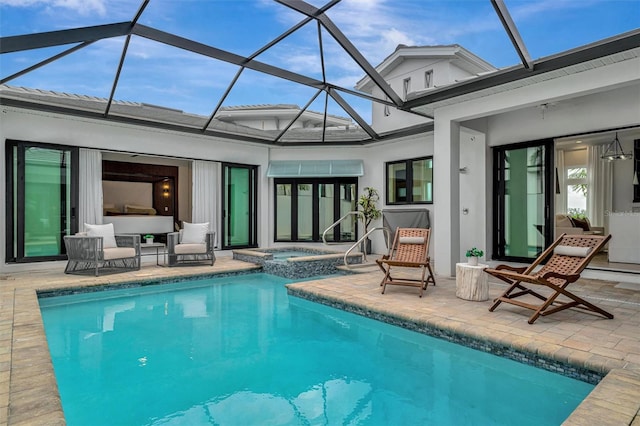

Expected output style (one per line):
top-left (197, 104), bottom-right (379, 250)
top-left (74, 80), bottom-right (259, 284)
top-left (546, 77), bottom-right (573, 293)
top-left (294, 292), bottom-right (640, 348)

top-left (554, 245), bottom-right (592, 257)
top-left (85, 223), bottom-right (117, 248)
top-left (103, 247), bottom-right (136, 260)
top-left (175, 243), bottom-right (207, 254)
top-left (398, 236), bottom-right (425, 244)
top-left (181, 222), bottom-right (209, 244)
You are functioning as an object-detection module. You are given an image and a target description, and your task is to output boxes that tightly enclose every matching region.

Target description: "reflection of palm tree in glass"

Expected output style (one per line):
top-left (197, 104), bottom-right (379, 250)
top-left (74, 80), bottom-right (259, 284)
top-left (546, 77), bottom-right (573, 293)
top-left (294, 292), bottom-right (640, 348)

top-left (567, 167), bottom-right (587, 218)
top-left (568, 168), bottom-right (587, 196)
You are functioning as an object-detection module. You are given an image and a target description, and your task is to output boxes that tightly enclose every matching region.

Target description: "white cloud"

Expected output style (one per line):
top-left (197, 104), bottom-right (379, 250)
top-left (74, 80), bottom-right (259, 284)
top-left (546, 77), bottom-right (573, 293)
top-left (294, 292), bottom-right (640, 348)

top-left (0, 0), bottom-right (108, 16)
top-left (509, 0), bottom-right (602, 20)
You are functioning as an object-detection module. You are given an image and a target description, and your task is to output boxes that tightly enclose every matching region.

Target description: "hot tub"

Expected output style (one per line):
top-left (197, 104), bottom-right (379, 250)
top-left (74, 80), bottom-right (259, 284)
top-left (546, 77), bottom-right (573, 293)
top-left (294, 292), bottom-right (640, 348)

top-left (232, 247), bottom-right (363, 279)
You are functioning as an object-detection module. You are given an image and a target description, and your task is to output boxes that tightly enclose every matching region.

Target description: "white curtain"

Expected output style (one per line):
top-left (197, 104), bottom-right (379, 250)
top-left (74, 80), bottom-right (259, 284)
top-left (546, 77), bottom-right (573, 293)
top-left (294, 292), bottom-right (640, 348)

top-left (78, 148), bottom-right (103, 228)
top-left (587, 144), bottom-right (613, 230)
top-left (555, 149), bottom-right (567, 213)
top-left (192, 160), bottom-right (218, 245)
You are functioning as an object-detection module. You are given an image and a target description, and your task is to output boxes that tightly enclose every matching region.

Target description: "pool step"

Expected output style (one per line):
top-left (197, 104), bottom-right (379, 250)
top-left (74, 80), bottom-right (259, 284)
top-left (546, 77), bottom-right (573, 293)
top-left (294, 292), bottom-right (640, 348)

top-left (337, 262), bottom-right (380, 274)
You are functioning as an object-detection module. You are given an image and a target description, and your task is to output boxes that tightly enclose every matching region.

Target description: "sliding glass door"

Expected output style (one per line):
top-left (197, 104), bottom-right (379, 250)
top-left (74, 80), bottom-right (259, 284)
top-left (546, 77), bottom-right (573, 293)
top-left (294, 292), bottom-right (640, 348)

top-left (221, 163), bottom-right (257, 249)
top-left (493, 140), bottom-right (553, 261)
top-left (6, 140), bottom-right (78, 262)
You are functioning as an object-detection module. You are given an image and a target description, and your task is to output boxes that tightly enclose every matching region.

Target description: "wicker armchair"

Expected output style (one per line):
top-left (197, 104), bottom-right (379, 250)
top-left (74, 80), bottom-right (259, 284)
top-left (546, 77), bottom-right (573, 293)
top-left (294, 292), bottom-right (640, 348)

top-left (167, 226), bottom-right (215, 267)
top-left (64, 234), bottom-right (141, 276)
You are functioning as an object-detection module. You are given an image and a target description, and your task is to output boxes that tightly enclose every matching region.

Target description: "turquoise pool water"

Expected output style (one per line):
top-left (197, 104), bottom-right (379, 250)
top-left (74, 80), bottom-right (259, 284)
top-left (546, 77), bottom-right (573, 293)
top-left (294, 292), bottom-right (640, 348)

top-left (39, 273), bottom-right (593, 425)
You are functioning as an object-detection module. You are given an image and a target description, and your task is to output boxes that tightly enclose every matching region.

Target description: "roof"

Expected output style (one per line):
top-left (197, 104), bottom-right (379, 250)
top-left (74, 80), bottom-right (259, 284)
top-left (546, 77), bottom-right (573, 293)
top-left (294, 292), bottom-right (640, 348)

top-left (404, 29), bottom-right (640, 116)
top-left (355, 44), bottom-right (496, 92)
top-left (1, 1), bottom-right (638, 145)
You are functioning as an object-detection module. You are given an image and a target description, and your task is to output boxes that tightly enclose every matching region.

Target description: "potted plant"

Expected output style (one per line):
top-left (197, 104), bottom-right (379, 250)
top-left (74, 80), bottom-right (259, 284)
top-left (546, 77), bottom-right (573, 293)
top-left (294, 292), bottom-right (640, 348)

top-left (358, 187), bottom-right (382, 253)
top-left (144, 234), bottom-right (154, 244)
top-left (465, 247), bottom-right (484, 266)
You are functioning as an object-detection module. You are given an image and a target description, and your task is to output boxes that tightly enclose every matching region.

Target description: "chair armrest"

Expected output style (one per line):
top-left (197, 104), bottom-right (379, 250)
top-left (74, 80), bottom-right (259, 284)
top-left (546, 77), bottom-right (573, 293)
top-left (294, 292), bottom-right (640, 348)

top-left (206, 231), bottom-right (215, 251)
top-left (494, 264), bottom-right (527, 273)
top-left (167, 232), bottom-right (180, 254)
top-left (64, 235), bottom-right (101, 261)
top-left (115, 234), bottom-right (140, 254)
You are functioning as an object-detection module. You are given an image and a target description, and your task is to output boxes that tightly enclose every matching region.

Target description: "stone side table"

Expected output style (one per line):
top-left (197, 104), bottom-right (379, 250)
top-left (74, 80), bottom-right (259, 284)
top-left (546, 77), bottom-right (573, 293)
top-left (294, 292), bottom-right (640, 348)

top-left (455, 263), bottom-right (489, 301)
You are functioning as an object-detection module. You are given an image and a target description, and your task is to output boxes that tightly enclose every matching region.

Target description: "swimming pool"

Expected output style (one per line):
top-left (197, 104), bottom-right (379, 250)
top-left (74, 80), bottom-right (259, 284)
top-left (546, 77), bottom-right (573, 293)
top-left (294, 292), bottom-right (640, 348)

top-left (39, 273), bottom-right (593, 425)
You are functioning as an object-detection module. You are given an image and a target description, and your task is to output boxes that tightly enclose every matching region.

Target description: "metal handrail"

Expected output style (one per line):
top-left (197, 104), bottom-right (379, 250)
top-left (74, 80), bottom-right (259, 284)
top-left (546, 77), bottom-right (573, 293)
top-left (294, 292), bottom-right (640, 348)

top-left (322, 211), bottom-right (363, 245)
top-left (343, 226), bottom-right (391, 267)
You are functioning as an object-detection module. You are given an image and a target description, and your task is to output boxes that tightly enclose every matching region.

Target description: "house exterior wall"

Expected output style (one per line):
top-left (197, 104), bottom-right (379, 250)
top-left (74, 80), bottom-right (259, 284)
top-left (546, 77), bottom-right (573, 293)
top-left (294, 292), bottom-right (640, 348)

top-left (0, 107), bottom-right (271, 273)
top-left (2, 47), bottom-right (638, 278)
top-left (431, 55), bottom-right (640, 275)
top-left (485, 83), bottom-right (640, 213)
top-left (369, 59), bottom-right (438, 133)
top-left (267, 133), bottom-right (434, 255)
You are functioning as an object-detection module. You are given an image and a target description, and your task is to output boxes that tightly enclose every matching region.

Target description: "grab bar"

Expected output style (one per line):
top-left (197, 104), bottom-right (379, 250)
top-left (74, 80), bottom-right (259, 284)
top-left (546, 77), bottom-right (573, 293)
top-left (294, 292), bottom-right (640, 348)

top-left (343, 226), bottom-right (391, 268)
top-left (322, 211), bottom-right (363, 245)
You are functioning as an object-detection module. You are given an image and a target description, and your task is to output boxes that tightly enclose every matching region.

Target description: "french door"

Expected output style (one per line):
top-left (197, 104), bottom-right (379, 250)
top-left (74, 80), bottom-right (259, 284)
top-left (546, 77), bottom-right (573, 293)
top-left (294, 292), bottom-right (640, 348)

top-left (6, 140), bottom-right (78, 262)
top-left (274, 178), bottom-right (357, 242)
top-left (493, 139), bottom-right (554, 262)
top-left (221, 163), bottom-right (257, 249)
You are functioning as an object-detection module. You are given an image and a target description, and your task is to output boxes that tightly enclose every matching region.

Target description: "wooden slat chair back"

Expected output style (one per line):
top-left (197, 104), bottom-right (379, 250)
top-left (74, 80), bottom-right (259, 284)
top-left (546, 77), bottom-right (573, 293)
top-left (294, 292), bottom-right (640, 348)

top-left (486, 233), bottom-right (612, 324)
top-left (376, 228), bottom-right (435, 297)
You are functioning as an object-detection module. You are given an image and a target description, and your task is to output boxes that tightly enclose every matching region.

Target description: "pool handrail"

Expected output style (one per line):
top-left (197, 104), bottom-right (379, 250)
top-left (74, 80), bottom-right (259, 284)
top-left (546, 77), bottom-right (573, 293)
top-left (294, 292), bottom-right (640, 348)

top-left (343, 226), bottom-right (391, 267)
top-left (322, 211), bottom-right (364, 245)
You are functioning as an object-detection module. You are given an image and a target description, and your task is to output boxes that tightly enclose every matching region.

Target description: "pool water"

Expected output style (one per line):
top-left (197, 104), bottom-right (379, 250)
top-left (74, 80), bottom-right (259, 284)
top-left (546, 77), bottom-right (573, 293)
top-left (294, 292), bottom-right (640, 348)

top-left (39, 273), bottom-right (593, 425)
top-left (271, 250), bottom-right (311, 260)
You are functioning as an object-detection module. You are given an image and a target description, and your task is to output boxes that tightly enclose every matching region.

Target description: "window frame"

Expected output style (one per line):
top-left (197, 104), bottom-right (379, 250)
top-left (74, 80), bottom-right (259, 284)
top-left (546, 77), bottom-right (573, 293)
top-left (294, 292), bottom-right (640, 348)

top-left (424, 69), bottom-right (433, 88)
top-left (273, 177), bottom-right (358, 243)
top-left (385, 156), bottom-right (433, 205)
top-left (403, 77), bottom-right (411, 100)
top-left (564, 166), bottom-right (588, 216)
top-left (5, 139), bottom-right (79, 263)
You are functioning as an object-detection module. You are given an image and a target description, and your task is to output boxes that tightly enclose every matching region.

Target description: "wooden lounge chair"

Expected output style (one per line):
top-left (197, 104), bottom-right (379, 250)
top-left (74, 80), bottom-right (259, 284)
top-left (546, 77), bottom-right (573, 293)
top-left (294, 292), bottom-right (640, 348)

top-left (486, 233), bottom-right (612, 324)
top-left (376, 228), bottom-right (436, 297)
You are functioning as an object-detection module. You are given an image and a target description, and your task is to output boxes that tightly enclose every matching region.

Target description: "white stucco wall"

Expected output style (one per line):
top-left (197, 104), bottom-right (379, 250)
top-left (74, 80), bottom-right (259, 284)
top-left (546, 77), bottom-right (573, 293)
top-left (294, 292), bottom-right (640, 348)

top-left (267, 133), bottom-right (434, 255)
top-left (431, 55), bottom-right (640, 276)
top-left (0, 107), bottom-right (271, 272)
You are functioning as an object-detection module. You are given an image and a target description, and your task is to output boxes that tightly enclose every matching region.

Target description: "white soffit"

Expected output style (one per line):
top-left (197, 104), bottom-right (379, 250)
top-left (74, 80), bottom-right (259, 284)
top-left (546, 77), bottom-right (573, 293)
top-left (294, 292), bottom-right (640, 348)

top-left (267, 160), bottom-right (364, 177)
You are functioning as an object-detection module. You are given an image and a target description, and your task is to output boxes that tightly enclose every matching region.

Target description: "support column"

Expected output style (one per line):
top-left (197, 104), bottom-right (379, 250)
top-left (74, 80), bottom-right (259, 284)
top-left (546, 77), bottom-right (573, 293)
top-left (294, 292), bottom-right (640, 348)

top-left (433, 118), bottom-right (460, 277)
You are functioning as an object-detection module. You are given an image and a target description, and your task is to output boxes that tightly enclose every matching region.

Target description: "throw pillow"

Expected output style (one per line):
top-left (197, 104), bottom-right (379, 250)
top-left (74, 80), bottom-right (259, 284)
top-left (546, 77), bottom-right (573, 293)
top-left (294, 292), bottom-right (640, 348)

top-left (85, 223), bottom-right (118, 248)
top-left (398, 236), bottom-right (425, 244)
top-left (181, 222), bottom-right (209, 244)
top-left (571, 217), bottom-right (590, 231)
top-left (554, 245), bottom-right (592, 257)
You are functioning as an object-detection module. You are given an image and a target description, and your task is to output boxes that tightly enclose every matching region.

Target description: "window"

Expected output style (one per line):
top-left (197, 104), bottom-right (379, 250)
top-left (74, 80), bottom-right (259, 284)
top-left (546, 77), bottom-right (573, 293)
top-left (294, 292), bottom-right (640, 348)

top-left (424, 70), bottom-right (433, 88)
top-left (566, 167), bottom-right (588, 217)
top-left (403, 77), bottom-right (411, 100)
top-left (386, 157), bottom-right (433, 204)
top-left (274, 178), bottom-right (357, 242)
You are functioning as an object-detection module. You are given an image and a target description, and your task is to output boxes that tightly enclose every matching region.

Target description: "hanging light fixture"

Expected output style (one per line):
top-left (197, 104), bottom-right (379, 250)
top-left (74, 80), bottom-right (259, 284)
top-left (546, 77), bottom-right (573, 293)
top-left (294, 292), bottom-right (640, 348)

top-left (601, 132), bottom-right (632, 161)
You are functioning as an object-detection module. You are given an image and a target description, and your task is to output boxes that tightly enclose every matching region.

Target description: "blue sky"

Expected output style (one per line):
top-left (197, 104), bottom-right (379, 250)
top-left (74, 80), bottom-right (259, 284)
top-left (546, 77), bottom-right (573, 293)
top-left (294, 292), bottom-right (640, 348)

top-left (1, 0), bottom-right (639, 123)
